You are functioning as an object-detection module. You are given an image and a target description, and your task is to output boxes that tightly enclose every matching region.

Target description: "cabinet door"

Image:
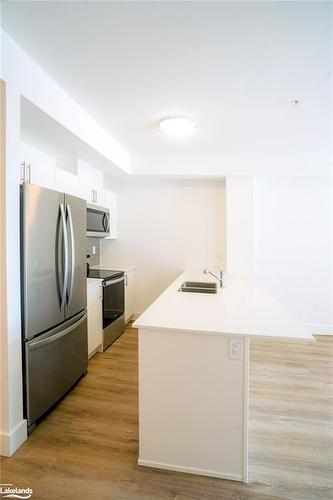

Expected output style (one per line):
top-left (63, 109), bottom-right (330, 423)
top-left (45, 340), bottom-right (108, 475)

top-left (78, 160), bottom-right (94, 203)
top-left (21, 142), bottom-right (55, 190)
top-left (55, 168), bottom-right (78, 196)
top-left (125, 270), bottom-right (134, 324)
top-left (78, 160), bottom-right (104, 205)
top-left (94, 169), bottom-right (104, 206)
top-left (104, 189), bottom-right (118, 239)
top-left (87, 283), bottom-right (103, 357)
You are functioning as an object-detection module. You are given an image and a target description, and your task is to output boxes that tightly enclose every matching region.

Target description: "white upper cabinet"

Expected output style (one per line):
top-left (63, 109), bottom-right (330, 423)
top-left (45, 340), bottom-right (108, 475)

top-left (103, 189), bottom-right (118, 239)
top-left (77, 159), bottom-right (93, 202)
top-left (77, 159), bottom-right (104, 205)
top-left (94, 169), bottom-right (104, 205)
top-left (20, 142), bottom-right (55, 190)
top-left (54, 167), bottom-right (78, 196)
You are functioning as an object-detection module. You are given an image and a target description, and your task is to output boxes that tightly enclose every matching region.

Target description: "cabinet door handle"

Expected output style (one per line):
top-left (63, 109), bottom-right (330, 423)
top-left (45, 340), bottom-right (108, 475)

top-left (27, 163), bottom-right (31, 183)
top-left (21, 162), bottom-right (31, 183)
top-left (21, 162), bottom-right (26, 183)
top-left (91, 189), bottom-right (97, 204)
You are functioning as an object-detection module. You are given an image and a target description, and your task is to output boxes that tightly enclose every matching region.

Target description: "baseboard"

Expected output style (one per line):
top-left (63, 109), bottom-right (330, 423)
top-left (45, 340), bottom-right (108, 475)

top-left (306, 323), bottom-right (333, 336)
top-left (137, 458), bottom-right (243, 482)
top-left (131, 311), bottom-right (143, 322)
top-left (0, 419), bottom-right (27, 457)
top-left (88, 343), bottom-right (103, 359)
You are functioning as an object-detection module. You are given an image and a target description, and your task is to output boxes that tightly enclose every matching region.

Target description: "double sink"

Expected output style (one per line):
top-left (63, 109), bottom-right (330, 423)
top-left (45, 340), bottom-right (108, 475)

top-left (179, 281), bottom-right (218, 294)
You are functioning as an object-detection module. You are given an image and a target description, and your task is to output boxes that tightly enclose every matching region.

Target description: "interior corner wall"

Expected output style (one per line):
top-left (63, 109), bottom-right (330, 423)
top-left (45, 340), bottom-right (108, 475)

top-left (226, 176), bottom-right (254, 277)
top-left (254, 176), bottom-right (333, 334)
top-left (100, 180), bottom-right (226, 313)
top-left (225, 175), bottom-right (332, 334)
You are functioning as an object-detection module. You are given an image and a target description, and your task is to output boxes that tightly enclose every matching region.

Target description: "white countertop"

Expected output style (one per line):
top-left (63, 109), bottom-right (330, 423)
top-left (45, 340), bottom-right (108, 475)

top-left (87, 277), bottom-right (103, 286)
top-left (133, 273), bottom-right (313, 341)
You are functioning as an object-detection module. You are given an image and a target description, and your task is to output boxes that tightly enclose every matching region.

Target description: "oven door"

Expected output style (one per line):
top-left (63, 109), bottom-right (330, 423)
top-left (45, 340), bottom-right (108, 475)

top-left (102, 275), bottom-right (125, 349)
top-left (103, 276), bottom-right (125, 328)
top-left (87, 205), bottom-right (110, 238)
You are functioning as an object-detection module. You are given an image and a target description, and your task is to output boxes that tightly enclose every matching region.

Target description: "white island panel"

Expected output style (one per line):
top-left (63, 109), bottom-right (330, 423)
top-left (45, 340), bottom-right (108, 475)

top-left (139, 328), bottom-right (249, 481)
top-left (135, 272), bottom-right (313, 482)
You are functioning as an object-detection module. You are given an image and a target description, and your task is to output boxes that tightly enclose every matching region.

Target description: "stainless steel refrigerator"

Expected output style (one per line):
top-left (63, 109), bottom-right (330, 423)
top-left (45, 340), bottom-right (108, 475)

top-left (21, 182), bottom-right (88, 431)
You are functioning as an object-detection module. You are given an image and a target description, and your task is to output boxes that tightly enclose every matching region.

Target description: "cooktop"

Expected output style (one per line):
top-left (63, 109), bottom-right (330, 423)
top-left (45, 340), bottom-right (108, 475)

top-left (88, 269), bottom-right (124, 280)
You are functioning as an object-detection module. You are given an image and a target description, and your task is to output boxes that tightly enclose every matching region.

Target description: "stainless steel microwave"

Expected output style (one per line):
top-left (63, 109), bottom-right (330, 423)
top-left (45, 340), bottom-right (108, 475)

top-left (87, 204), bottom-right (110, 238)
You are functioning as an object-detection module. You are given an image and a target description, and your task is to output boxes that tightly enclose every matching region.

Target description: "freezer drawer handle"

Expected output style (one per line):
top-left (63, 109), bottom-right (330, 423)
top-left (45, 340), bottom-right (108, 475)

top-left (66, 204), bottom-right (75, 306)
top-left (29, 312), bottom-right (87, 351)
top-left (60, 203), bottom-right (69, 311)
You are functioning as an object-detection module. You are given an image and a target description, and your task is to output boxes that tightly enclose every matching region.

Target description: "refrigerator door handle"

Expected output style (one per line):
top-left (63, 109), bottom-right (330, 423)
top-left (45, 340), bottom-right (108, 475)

top-left (29, 312), bottom-right (87, 350)
top-left (60, 203), bottom-right (69, 311)
top-left (66, 204), bottom-right (75, 306)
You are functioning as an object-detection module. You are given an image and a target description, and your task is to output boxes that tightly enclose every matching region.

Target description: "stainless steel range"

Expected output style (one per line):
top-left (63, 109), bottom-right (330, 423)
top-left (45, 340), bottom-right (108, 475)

top-left (88, 269), bottom-right (125, 350)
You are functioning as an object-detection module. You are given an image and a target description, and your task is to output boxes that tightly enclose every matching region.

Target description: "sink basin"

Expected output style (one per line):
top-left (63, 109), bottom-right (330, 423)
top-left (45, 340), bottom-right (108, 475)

top-left (178, 281), bottom-right (218, 294)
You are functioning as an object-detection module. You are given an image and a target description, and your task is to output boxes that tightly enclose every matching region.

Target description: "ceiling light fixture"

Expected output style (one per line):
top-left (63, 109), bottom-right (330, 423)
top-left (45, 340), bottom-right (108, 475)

top-left (159, 117), bottom-right (197, 138)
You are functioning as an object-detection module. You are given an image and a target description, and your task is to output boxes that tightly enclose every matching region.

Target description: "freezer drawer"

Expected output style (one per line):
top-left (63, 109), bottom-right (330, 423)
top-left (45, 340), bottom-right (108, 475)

top-left (25, 311), bottom-right (88, 427)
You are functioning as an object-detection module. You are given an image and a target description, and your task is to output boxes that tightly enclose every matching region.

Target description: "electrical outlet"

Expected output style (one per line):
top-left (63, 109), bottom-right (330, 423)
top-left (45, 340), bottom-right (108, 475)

top-left (229, 338), bottom-right (244, 360)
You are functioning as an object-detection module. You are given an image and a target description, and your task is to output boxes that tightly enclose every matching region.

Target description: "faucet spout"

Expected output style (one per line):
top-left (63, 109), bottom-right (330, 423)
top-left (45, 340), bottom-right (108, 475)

top-left (203, 268), bottom-right (224, 288)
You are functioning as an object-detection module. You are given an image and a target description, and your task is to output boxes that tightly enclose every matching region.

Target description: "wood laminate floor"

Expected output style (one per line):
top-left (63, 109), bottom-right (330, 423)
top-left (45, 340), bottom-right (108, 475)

top-left (1, 326), bottom-right (332, 500)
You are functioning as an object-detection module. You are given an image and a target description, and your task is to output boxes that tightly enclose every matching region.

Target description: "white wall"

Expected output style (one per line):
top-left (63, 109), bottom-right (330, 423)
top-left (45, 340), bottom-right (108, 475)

top-left (254, 177), bottom-right (333, 334)
top-left (101, 180), bottom-right (226, 313)
top-left (0, 81), bottom-right (10, 455)
top-left (0, 82), bottom-right (27, 456)
top-left (226, 177), bottom-right (254, 277)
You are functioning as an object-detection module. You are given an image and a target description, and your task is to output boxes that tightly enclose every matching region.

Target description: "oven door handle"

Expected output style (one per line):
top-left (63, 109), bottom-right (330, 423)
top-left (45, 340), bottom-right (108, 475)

top-left (103, 276), bottom-right (124, 287)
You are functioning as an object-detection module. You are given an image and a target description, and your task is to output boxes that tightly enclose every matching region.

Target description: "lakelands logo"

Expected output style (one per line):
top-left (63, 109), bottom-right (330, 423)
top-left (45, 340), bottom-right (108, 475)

top-left (0, 484), bottom-right (33, 499)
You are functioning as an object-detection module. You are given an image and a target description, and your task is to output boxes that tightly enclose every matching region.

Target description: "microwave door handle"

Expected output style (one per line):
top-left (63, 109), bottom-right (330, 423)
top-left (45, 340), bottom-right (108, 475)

top-left (60, 203), bottom-right (69, 311)
top-left (105, 213), bottom-right (110, 232)
top-left (66, 204), bottom-right (75, 306)
top-left (102, 213), bottom-right (109, 231)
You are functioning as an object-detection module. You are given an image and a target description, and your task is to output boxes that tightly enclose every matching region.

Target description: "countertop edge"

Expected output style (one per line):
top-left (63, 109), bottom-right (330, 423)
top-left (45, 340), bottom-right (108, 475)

top-left (133, 272), bottom-right (314, 341)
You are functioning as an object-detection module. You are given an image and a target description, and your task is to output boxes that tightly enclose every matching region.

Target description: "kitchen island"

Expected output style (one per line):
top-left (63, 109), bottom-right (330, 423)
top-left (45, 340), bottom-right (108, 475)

top-left (133, 273), bottom-right (313, 482)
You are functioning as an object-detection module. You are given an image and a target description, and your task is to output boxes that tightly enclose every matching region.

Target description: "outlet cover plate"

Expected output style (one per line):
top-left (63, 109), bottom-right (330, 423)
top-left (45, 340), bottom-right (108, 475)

top-left (229, 337), bottom-right (244, 360)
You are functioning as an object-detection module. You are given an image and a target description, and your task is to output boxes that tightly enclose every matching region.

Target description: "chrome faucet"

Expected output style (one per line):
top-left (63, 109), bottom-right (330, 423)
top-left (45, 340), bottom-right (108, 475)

top-left (203, 268), bottom-right (224, 288)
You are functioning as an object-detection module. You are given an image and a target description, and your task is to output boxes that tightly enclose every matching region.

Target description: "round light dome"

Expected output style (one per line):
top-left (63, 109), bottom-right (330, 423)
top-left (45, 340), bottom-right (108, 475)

top-left (159, 117), bottom-right (197, 138)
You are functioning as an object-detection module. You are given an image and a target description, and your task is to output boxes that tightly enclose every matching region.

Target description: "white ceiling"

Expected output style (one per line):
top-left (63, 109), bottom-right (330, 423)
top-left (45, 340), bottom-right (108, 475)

top-left (2, 1), bottom-right (332, 162)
